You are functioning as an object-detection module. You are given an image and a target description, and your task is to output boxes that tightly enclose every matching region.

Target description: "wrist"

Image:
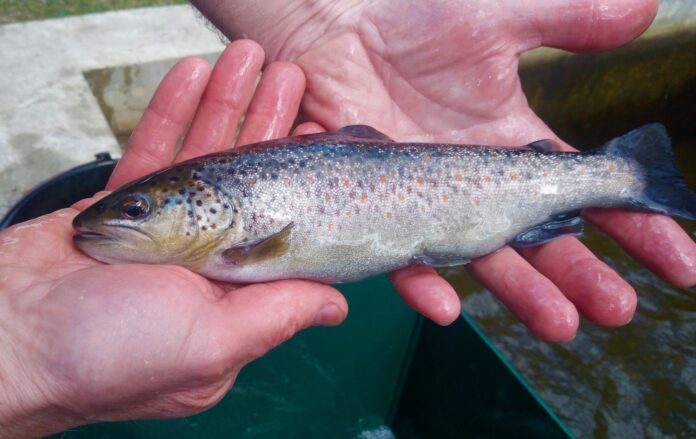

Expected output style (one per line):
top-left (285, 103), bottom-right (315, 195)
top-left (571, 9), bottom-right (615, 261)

top-left (0, 315), bottom-right (83, 437)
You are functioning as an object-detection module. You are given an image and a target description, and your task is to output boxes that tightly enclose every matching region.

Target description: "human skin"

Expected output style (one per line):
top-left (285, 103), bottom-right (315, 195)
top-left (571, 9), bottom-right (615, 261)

top-left (190, 0), bottom-right (696, 340)
top-left (0, 42), bottom-right (348, 438)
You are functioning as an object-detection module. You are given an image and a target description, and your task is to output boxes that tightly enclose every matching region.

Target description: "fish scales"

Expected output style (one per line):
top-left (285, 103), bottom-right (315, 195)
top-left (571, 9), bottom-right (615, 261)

top-left (72, 124), bottom-right (696, 283)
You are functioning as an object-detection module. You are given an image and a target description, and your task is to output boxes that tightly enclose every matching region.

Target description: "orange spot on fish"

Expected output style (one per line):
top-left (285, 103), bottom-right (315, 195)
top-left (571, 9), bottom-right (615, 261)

top-left (379, 175), bottom-right (386, 184)
top-left (247, 179), bottom-right (256, 187)
top-left (483, 176), bottom-right (492, 184)
top-left (441, 194), bottom-right (449, 202)
top-left (341, 178), bottom-right (350, 187)
top-left (608, 164), bottom-right (617, 172)
top-left (328, 223), bottom-right (334, 231)
top-left (361, 193), bottom-right (368, 201)
top-left (543, 170), bottom-right (549, 177)
top-left (345, 210), bottom-right (352, 217)
top-left (416, 177), bottom-right (425, 185)
top-left (473, 197), bottom-right (480, 206)
top-left (510, 172), bottom-right (518, 181)
top-left (386, 212), bottom-right (392, 219)
top-left (398, 194), bottom-right (405, 201)
top-left (455, 174), bottom-right (463, 182)
top-left (325, 194), bottom-right (332, 202)
top-left (420, 206), bottom-right (427, 213)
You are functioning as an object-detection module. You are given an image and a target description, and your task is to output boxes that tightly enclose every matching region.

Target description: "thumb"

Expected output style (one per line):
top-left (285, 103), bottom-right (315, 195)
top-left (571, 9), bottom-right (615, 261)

top-left (217, 280), bottom-right (348, 363)
top-left (519, 0), bottom-right (658, 52)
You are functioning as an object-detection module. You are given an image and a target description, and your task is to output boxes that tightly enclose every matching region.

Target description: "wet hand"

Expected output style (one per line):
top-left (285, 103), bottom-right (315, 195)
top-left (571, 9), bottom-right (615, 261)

top-left (0, 42), bottom-right (347, 438)
top-left (193, 0), bottom-right (696, 340)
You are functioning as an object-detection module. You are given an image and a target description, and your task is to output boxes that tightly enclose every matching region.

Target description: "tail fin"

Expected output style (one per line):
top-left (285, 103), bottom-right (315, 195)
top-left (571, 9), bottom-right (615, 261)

top-left (594, 123), bottom-right (696, 220)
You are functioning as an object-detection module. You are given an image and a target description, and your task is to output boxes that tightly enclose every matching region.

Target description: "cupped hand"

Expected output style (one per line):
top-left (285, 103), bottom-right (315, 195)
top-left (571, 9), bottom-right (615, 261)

top-left (195, 0), bottom-right (696, 340)
top-left (0, 41), bottom-right (347, 438)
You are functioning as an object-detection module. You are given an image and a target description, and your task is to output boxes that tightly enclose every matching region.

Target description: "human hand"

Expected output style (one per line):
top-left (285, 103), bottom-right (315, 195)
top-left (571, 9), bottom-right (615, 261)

top-left (0, 41), bottom-right (347, 438)
top-left (192, 0), bottom-right (696, 341)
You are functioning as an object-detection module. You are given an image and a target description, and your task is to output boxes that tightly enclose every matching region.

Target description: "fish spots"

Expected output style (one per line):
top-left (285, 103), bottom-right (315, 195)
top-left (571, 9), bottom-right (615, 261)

top-left (361, 193), bottom-right (369, 201)
top-left (196, 200), bottom-right (203, 207)
top-left (608, 164), bottom-right (617, 172)
top-left (327, 223), bottom-right (334, 231)
top-left (325, 194), bottom-right (332, 202)
top-left (483, 176), bottom-right (492, 184)
top-left (386, 212), bottom-right (392, 220)
top-left (247, 179), bottom-right (257, 188)
top-left (398, 193), bottom-right (405, 202)
top-left (441, 194), bottom-right (449, 202)
top-left (543, 170), bottom-right (549, 177)
top-left (509, 172), bottom-right (518, 181)
top-left (454, 174), bottom-right (463, 182)
top-left (416, 177), bottom-right (425, 185)
top-left (210, 208), bottom-right (217, 214)
top-left (379, 175), bottom-right (386, 184)
top-left (341, 178), bottom-right (350, 187)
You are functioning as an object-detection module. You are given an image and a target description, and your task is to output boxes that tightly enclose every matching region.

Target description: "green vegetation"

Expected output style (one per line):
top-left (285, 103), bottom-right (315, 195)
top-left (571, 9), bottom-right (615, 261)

top-left (0, 0), bottom-right (187, 24)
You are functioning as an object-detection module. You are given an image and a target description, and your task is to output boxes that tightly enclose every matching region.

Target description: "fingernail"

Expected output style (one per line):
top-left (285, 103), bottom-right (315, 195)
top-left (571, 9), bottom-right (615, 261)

top-left (314, 303), bottom-right (343, 326)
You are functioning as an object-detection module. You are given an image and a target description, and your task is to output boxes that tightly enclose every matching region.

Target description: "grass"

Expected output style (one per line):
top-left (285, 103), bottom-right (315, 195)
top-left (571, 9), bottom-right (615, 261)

top-left (0, 0), bottom-right (187, 25)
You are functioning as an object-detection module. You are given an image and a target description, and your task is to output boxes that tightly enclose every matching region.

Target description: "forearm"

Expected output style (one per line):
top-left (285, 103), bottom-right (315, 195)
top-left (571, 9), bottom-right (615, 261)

top-left (190, 0), bottom-right (359, 60)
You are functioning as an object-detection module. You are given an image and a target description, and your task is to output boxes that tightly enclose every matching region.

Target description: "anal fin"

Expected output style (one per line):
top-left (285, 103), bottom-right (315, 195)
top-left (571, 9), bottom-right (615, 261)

top-left (510, 211), bottom-right (583, 247)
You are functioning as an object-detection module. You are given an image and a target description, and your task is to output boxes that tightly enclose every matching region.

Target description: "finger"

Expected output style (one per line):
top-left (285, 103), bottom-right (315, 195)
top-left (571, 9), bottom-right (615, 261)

top-left (107, 57), bottom-right (211, 189)
top-left (584, 208), bottom-right (696, 288)
top-left (235, 62), bottom-right (306, 146)
top-left (176, 40), bottom-right (264, 162)
top-left (468, 247), bottom-right (579, 342)
top-left (71, 191), bottom-right (111, 211)
top-left (519, 0), bottom-right (658, 52)
top-left (389, 266), bottom-right (461, 326)
top-left (519, 236), bottom-right (637, 326)
top-left (215, 280), bottom-right (348, 363)
top-left (293, 122), bottom-right (326, 136)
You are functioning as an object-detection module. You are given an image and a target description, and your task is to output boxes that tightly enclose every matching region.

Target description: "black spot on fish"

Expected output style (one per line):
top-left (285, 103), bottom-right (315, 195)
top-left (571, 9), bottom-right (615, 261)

top-left (196, 200), bottom-right (203, 207)
top-left (196, 214), bottom-right (202, 220)
top-left (210, 208), bottom-right (217, 214)
top-left (201, 226), bottom-right (207, 231)
top-left (271, 173), bottom-right (278, 180)
top-left (187, 210), bottom-right (193, 217)
top-left (170, 176), bottom-right (180, 183)
top-left (95, 203), bottom-right (106, 214)
top-left (176, 200), bottom-right (183, 205)
top-left (178, 189), bottom-right (186, 195)
top-left (150, 180), bottom-right (157, 187)
top-left (223, 204), bottom-right (230, 209)
top-left (211, 224), bottom-right (217, 229)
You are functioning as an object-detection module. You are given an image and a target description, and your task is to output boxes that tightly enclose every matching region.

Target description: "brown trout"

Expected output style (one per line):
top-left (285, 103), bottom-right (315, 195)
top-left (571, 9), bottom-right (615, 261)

top-left (73, 124), bottom-right (696, 283)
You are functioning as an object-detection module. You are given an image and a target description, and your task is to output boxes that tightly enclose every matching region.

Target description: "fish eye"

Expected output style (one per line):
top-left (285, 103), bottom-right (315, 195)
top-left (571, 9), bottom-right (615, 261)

top-left (120, 195), bottom-right (150, 220)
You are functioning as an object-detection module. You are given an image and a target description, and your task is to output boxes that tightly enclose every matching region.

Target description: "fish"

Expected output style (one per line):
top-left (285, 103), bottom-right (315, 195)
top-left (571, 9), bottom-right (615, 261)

top-left (73, 123), bottom-right (696, 283)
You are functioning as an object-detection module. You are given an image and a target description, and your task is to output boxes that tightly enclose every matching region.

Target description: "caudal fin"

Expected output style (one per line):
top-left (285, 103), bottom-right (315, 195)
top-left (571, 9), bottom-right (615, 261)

top-left (595, 123), bottom-right (696, 220)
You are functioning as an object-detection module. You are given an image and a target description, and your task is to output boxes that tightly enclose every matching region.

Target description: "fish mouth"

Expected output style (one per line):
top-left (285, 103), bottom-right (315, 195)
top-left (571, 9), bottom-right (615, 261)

top-left (73, 230), bottom-right (116, 242)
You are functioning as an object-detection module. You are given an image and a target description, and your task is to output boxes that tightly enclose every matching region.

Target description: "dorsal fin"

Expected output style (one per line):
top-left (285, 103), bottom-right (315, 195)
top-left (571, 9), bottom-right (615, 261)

top-left (222, 222), bottom-right (294, 265)
top-left (527, 139), bottom-right (557, 152)
top-left (338, 125), bottom-right (394, 141)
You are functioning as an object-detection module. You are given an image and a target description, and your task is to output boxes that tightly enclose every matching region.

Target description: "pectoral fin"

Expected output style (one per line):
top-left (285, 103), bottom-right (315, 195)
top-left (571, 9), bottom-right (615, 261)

top-left (223, 222), bottom-right (294, 265)
top-left (510, 212), bottom-right (583, 247)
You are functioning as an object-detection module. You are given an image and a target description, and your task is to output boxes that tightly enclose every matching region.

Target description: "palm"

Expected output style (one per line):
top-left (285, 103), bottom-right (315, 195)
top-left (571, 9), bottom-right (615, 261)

top-left (6, 217), bottom-right (230, 416)
top-left (297, 0), bottom-right (535, 142)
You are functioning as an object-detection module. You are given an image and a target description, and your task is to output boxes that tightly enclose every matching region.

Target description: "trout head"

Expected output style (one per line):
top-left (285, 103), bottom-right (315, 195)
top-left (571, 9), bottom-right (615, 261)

top-left (73, 166), bottom-right (237, 268)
